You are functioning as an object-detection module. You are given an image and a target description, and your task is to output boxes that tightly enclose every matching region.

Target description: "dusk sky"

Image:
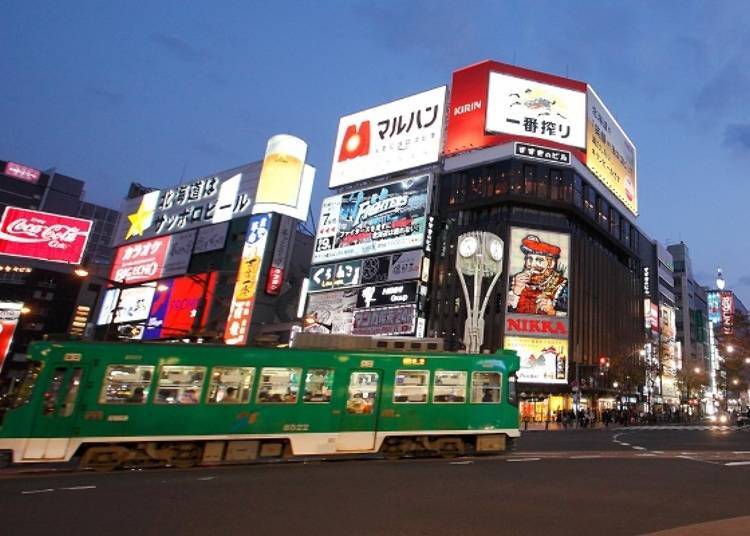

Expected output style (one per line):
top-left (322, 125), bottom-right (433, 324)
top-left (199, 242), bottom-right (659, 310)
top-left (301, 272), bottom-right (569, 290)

top-left (3, 1), bottom-right (749, 304)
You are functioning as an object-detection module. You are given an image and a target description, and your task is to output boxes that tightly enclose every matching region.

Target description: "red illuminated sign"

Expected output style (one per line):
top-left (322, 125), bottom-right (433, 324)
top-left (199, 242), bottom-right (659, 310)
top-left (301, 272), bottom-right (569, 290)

top-left (265, 266), bottom-right (284, 296)
top-left (110, 236), bottom-right (171, 284)
top-left (337, 121), bottom-right (371, 161)
top-left (505, 317), bottom-right (569, 336)
top-left (0, 207), bottom-right (92, 264)
top-left (443, 60), bottom-right (587, 161)
top-left (0, 302), bottom-right (22, 373)
top-left (3, 162), bottom-right (41, 183)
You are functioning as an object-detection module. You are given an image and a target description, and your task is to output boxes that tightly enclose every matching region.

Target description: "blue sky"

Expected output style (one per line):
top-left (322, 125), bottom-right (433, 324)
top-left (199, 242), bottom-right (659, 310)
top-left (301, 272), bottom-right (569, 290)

top-left (2, 0), bottom-right (750, 304)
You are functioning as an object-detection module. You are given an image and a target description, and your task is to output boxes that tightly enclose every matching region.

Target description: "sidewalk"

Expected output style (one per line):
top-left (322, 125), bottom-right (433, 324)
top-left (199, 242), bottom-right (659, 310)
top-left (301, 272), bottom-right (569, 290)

top-left (521, 421), bottom-right (608, 431)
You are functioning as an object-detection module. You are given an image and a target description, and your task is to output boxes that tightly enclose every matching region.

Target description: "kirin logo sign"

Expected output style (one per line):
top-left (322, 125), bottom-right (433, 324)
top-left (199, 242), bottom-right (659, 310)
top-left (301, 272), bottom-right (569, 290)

top-left (0, 207), bottom-right (92, 264)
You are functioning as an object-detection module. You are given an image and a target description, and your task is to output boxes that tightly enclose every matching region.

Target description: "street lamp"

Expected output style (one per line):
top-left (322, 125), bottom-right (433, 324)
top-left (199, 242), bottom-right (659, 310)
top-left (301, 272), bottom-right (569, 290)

top-left (455, 232), bottom-right (504, 354)
top-left (727, 345), bottom-right (734, 354)
top-left (19, 306), bottom-right (31, 315)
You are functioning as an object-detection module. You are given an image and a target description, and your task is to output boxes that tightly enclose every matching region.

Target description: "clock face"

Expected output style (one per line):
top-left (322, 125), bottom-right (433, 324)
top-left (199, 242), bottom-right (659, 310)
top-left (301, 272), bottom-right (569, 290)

top-left (489, 239), bottom-right (503, 261)
top-left (459, 236), bottom-right (478, 258)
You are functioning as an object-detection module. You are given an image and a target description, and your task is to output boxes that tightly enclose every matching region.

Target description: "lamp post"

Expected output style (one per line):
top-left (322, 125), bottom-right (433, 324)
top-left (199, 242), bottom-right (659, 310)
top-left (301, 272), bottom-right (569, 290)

top-left (455, 232), bottom-right (504, 354)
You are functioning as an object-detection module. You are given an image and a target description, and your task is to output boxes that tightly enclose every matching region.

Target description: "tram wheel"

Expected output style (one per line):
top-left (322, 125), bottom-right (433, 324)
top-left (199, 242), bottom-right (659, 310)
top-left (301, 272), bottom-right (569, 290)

top-left (81, 446), bottom-right (125, 472)
top-left (170, 443), bottom-right (203, 469)
top-left (436, 438), bottom-right (465, 459)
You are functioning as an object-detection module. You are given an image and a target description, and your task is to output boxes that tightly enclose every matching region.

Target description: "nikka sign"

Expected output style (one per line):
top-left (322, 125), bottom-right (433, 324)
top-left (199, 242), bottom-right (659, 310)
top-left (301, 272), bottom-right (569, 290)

top-left (0, 207), bottom-right (92, 264)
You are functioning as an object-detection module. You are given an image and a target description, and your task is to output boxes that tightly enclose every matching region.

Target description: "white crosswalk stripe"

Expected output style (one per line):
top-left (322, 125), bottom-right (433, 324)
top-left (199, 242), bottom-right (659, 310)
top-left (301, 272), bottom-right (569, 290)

top-left (613, 425), bottom-right (750, 431)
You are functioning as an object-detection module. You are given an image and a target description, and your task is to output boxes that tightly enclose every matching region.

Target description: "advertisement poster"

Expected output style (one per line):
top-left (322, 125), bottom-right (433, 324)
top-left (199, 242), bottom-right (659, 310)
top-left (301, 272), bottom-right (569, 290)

top-left (707, 291), bottom-right (721, 325)
top-left (110, 235), bottom-right (171, 284)
top-left (352, 304), bottom-right (417, 336)
top-left (0, 207), bottom-right (92, 264)
top-left (504, 336), bottom-right (568, 384)
top-left (0, 302), bottom-right (22, 373)
top-left (193, 222), bottom-right (229, 254)
top-left (313, 174), bottom-right (430, 264)
top-left (330, 86), bottom-right (446, 188)
top-left (356, 281), bottom-right (419, 309)
top-left (506, 227), bottom-right (569, 317)
top-left (720, 291), bottom-right (735, 335)
top-left (303, 290), bottom-right (357, 334)
top-left (586, 87), bottom-right (638, 215)
top-left (660, 304), bottom-right (677, 376)
top-left (486, 71), bottom-right (586, 149)
top-left (143, 273), bottom-right (216, 340)
top-left (224, 214), bottom-right (271, 345)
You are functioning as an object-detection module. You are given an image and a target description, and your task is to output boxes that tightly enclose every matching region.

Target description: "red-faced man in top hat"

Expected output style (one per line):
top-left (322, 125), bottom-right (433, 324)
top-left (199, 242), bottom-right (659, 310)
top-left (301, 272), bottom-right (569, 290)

top-left (507, 234), bottom-right (568, 316)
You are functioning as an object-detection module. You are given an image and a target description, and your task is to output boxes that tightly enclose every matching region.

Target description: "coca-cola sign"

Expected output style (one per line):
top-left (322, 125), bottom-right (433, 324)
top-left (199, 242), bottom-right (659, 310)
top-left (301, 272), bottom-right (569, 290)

top-left (0, 207), bottom-right (92, 264)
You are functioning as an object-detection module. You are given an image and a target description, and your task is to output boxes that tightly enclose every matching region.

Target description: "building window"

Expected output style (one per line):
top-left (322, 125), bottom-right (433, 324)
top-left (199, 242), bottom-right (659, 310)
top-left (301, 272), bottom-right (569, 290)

top-left (523, 165), bottom-right (536, 196)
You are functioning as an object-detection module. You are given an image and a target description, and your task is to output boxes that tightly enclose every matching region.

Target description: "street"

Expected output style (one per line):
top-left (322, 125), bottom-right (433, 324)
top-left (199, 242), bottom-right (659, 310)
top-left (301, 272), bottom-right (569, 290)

top-left (2, 427), bottom-right (750, 536)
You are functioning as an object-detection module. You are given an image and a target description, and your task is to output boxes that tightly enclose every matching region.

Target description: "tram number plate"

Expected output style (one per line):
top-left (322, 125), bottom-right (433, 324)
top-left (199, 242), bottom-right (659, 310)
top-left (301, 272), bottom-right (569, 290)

top-left (283, 424), bottom-right (310, 432)
top-left (360, 360), bottom-right (374, 368)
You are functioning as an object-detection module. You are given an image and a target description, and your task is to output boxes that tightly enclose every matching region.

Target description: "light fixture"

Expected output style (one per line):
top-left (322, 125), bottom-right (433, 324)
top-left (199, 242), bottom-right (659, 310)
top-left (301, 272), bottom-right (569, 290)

top-left (20, 306), bottom-right (31, 314)
top-left (74, 267), bottom-right (89, 277)
top-left (156, 283), bottom-right (170, 292)
top-left (727, 345), bottom-right (734, 353)
top-left (694, 367), bottom-right (701, 374)
top-left (613, 381), bottom-right (619, 389)
top-left (716, 267), bottom-right (725, 290)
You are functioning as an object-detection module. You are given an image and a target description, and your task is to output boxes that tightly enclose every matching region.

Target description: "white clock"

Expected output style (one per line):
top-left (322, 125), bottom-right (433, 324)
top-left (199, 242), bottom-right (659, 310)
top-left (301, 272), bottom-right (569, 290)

top-left (489, 239), bottom-right (504, 262)
top-left (459, 236), bottom-right (478, 258)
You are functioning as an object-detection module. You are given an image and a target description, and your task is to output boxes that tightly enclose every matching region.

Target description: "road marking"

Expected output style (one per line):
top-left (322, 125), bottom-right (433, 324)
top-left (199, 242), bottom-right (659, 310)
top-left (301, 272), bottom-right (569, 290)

top-left (733, 451), bottom-right (750, 454)
top-left (725, 461), bottom-right (750, 466)
top-left (60, 486), bottom-right (96, 491)
top-left (570, 455), bottom-right (602, 459)
top-left (507, 458), bottom-right (541, 462)
top-left (632, 446), bottom-right (646, 450)
top-left (676, 455), bottom-right (695, 460)
top-left (197, 476), bottom-right (215, 481)
top-left (619, 442), bottom-right (630, 446)
top-left (449, 461), bottom-right (474, 465)
top-left (21, 489), bottom-right (54, 495)
top-left (652, 451), bottom-right (664, 454)
top-left (636, 453), bottom-right (657, 457)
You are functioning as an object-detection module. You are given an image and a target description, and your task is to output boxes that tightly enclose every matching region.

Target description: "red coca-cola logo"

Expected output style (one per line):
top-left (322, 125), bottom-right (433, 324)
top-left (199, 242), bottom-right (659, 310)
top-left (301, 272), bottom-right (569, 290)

top-left (3, 218), bottom-right (83, 249)
top-left (0, 207), bottom-right (92, 264)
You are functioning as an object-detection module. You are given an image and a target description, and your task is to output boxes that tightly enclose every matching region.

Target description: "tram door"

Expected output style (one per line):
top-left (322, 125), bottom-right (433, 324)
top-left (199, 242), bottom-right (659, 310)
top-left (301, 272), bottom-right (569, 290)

top-left (336, 370), bottom-right (381, 452)
top-left (24, 362), bottom-right (87, 460)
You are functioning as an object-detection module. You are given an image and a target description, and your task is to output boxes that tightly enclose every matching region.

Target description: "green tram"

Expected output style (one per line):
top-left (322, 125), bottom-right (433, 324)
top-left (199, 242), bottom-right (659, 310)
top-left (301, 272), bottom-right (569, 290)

top-left (0, 336), bottom-right (520, 470)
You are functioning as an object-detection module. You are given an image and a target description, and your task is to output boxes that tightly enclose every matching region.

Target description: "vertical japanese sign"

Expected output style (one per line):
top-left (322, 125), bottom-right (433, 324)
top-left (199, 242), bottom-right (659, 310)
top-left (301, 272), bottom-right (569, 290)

top-left (719, 291), bottom-right (735, 335)
top-left (707, 291), bottom-right (721, 324)
top-left (0, 302), bottom-right (22, 373)
top-left (586, 87), bottom-right (637, 215)
top-left (265, 215), bottom-right (296, 296)
top-left (224, 214), bottom-right (272, 345)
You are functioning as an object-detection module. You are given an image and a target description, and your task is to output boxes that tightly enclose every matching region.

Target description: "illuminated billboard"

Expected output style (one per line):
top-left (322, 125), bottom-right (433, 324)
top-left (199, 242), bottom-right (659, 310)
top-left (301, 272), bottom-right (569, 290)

top-left (308, 249), bottom-right (424, 292)
top-left (586, 87), bottom-right (638, 215)
top-left (720, 291), bottom-right (735, 335)
top-left (504, 336), bottom-right (568, 384)
top-left (0, 207), bottom-right (92, 264)
top-left (329, 87), bottom-right (447, 188)
top-left (96, 284), bottom-right (156, 326)
top-left (109, 230), bottom-right (196, 284)
top-left (443, 60), bottom-right (587, 157)
top-left (143, 272), bottom-right (217, 340)
top-left (0, 302), bottom-right (22, 373)
top-left (113, 164), bottom-right (259, 246)
top-left (486, 71), bottom-right (586, 149)
top-left (224, 213), bottom-right (271, 345)
top-left (3, 161), bottom-right (41, 183)
top-left (352, 304), bottom-right (417, 336)
top-left (253, 135), bottom-right (315, 222)
top-left (660, 304), bottom-right (677, 376)
top-left (303, 289), bottom-right (357, 334)
top-left (506, 227), bottom-right (569, 317)
top-left (312, 174), bottom-right (430, 264)
top-left (707, 291), bottom-right (721, 324)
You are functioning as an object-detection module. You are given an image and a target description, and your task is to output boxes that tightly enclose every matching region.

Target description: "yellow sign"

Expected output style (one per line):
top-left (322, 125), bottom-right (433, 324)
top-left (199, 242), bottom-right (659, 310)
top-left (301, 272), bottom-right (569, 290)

top-left (126, 199), bottom-right (155, 239)
top-left (586, 87), bottom-right (637, 215)
top-left (402, 357), bottom-right (426, 366)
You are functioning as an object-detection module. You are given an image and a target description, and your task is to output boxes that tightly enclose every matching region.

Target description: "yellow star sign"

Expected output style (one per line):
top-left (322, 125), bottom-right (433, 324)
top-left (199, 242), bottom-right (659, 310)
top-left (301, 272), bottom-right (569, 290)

top-left (126, 201), bottom-right (154, 239)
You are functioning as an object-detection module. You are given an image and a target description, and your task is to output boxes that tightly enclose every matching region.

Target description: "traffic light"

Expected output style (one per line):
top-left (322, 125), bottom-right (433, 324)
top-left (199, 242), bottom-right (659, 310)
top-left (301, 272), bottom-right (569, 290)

top-left (598, 356), bottom-right (610, 371)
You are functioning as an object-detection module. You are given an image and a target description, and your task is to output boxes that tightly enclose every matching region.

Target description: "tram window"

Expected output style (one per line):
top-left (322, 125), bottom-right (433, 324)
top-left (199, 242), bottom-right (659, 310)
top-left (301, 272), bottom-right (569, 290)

top-left (207, 367), bottom-right (254, 404)
top-left (346, 372), bottom-right (379, 414)
top-left (12, 361), bottom-right (43, 409)
top-left (393, 370), bottom-right (429, 403)
top-left (433, 371), bottom-right (467, 403)
top-left (42, 367), bottom-right (66, 415)
top-left (303, 368), bottom-right (334, 403)
top-left (155, 366), bottom-right (206, 405)
top-left (257, 367), bottom-right (301, 404)
top-left (99, 365), bottom-right (154, 404)
top-left (471, 372), bottom-right (502, 404)
top-left (60, 368), bottom-right (83, 417)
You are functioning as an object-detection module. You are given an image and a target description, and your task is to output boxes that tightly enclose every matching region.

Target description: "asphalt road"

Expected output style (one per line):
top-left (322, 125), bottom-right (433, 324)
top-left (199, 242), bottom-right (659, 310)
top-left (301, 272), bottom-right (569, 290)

top-left (2, 427), bottom-right (750, 536)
